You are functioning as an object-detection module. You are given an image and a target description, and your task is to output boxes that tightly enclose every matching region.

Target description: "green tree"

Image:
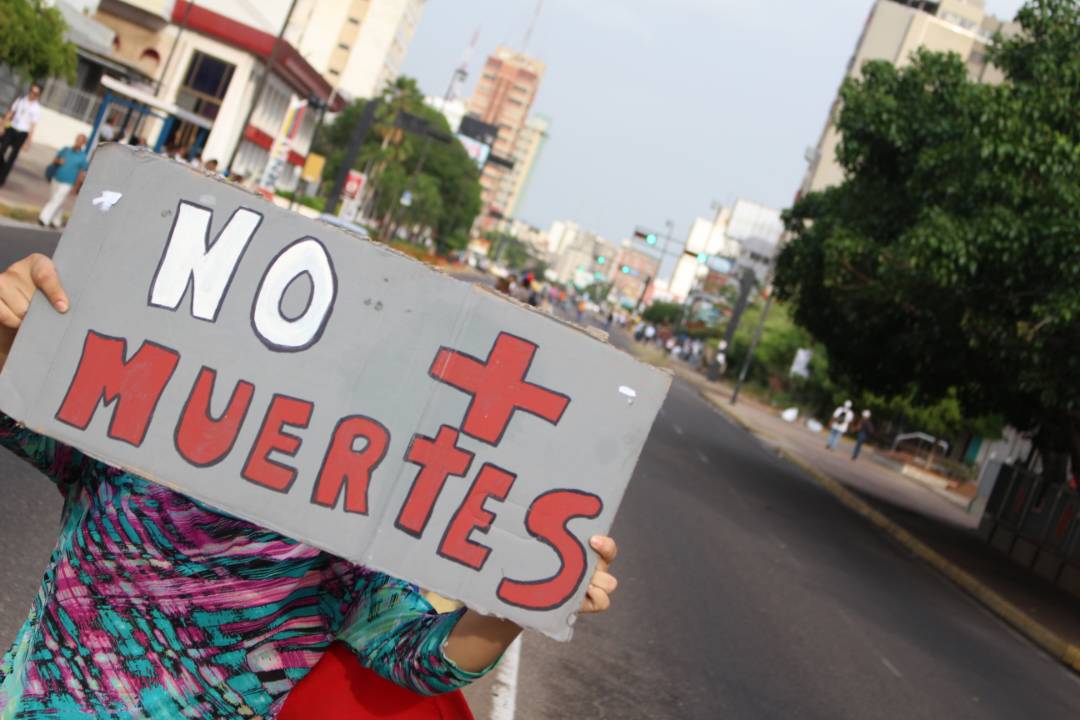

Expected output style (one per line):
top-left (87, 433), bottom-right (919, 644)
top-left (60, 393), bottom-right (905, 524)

top-left (642, 301), bottom-right (683, 325)
top-left (774, 0), bottom-right (1080, 480)
top-left (312, 77), bottom-right (481, 254)
top-left (0, 0), bottom-right (76, 83)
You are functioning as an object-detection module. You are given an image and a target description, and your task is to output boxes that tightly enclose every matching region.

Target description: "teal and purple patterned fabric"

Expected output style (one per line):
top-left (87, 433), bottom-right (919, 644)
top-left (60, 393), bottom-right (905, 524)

top-left (0, 415), bottom-right (487, 718)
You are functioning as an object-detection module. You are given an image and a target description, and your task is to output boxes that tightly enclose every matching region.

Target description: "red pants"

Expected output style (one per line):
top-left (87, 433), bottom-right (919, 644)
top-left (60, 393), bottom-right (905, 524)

top-left (277, 642), bottom-right (476, 720)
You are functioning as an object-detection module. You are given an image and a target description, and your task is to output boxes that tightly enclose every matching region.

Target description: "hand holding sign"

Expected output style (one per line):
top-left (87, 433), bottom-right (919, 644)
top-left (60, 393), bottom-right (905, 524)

top-left (0, 254), bottom-right (68, 365)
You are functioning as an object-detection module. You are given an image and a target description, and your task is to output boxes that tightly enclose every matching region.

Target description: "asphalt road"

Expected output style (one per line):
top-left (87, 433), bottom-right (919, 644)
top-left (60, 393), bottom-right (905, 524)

top-left (1, 226), bottom-right (1079, 718)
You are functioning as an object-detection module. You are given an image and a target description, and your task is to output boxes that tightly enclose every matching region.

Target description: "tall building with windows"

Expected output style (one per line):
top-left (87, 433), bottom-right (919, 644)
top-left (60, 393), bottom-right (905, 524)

top-left (293, 0), bottom-right (425, 100)
top-left (467, 46), bottom-right (546, 233)
top-left (504, 114), bottom-right (549, 219)
top-left (800, 0), bottom-right (1018, 195)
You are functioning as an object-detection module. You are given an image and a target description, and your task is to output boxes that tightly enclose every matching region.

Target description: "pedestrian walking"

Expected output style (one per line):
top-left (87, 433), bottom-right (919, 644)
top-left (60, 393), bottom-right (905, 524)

top-left (0, 255), bottom-right (623, 717)
top-left (826, 400), bottom-right (854, 450)
top-left (851, 409), bottom-right (875, 460)
top-left (0, 83), bottom-right (43, 186)
top-left (38, 133), bottom-right (89, 228)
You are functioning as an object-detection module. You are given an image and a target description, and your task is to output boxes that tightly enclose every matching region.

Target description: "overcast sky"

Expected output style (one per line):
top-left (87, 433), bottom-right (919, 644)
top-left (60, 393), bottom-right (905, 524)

top-left (401, 0), bottom-right (1027, 243)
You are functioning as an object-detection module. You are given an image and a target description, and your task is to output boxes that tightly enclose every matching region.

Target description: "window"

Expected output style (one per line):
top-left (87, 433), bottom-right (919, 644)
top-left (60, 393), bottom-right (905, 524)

top-left (182, 51), bottom-right (235, 103)
top-left (140, 48), bottom-right (161, 68)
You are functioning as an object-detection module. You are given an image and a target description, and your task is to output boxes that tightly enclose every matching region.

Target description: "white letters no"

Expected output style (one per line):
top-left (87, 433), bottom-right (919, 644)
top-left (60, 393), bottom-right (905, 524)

top-left (149, 202), bottom-right (262, 321)
top-left (252, 238), bottom-right (337, 352)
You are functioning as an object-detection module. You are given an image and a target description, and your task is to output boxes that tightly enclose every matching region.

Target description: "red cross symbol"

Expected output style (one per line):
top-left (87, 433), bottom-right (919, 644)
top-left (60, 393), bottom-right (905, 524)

top-left (429, 332), bottom-right (571, 445)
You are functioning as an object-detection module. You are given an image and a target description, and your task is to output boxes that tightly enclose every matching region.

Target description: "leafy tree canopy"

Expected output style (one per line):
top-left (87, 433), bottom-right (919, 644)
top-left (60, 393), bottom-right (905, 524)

top-left (774, 0), bottom-right (1080, 477)
top-left (0, 0), bottom-right (76, 83)
top-left (313, 77), bottom-right (482, 254)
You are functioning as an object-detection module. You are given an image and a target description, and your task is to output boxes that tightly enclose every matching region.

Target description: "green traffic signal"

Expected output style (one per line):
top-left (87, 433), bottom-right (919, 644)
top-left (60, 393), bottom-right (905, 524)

top-left (621, 265), bottom-right (631, 274)
top-left (646, 234), bottom-right (658, 245)
top-left (697, 253), bottom-right (708, 263)
top-left (597, 256), bottom-right (606, 264)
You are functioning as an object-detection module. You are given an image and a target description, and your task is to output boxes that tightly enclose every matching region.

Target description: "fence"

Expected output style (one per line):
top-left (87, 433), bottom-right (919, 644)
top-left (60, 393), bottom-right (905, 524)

top-left (40, 79), bottom-right (103, 126)
top-left (981, 464), bottom-right (1080, 597)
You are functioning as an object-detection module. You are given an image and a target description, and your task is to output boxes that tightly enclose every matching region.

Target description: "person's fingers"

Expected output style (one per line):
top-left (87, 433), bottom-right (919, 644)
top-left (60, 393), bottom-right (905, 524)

top-left (590, 535), bottom-right (617, 565)
top-left (28, 255), bottom-right (68, 312)
top-left (582, 585), bottom-right (610, 614)
top-left (589, 571), bottom-right (618, 595)
top-left (0, 298), bottom-right (22, 330)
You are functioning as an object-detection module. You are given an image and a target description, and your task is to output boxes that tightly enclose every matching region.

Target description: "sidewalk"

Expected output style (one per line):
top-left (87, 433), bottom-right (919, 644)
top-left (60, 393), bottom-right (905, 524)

top-left (0, 140), bottom-right (71, 218)
top-left (655, 350), bottom-right (1080, 662)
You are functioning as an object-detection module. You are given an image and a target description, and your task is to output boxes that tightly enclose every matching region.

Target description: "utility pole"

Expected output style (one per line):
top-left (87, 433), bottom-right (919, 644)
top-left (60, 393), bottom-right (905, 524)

top-left (731, 288), bottom-right (773, 405)
top-left (522, 0), bottom-right (545, 52)
top-left (226, 0), bottom-right (301, 175)
top-left (723, 268), bottom-right (758, 349)
top-left (325, 99), bottom-right (381, 217)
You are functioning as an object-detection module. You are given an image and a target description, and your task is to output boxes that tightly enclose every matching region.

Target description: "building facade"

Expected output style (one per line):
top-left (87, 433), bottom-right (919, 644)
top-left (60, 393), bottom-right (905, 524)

top-left (161, 0), bottom-right (425, 101)
top-left (800, 0), bottom-right (1018, 195)
top-left (611, 243), bottom-right (661, 309)
top-left (504, 114), bottom-right (549, 219)
top-left (94, 0), bottom-right (341, 187)
top-left (467, 46), bottom-right (546, 232)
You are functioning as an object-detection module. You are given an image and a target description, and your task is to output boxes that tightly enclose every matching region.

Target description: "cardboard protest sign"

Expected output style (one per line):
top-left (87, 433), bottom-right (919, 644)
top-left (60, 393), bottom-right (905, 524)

top-left (0, 145), bottom-right (670, 639)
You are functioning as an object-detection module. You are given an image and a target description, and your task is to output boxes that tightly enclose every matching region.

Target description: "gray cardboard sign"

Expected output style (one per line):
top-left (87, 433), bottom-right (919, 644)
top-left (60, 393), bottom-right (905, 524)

top-left (0, 145), bottom-right (670, 640)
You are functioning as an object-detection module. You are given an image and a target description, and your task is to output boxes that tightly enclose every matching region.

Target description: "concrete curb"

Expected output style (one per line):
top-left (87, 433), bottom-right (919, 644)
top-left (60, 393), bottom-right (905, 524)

top-left (697, 382), bottom-right (1080, 676)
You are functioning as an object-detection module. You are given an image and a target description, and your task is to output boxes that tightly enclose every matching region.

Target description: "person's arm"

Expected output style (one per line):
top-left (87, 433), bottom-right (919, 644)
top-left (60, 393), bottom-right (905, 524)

top-left (73, 169), bottom-right (86, 194)
top-left (339, 536), bottom-right (619, 694)
top-left (444, 535), bottom-right (618, 672)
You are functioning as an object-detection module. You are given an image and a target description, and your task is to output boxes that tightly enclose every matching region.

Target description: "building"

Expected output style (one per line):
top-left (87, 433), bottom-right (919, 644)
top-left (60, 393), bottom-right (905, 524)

top-left (611, 242), bottom-right (661, 309)
top-left (467, 46), bottom-right (546, 232)
top-left (298, 0), bottom-right (425, 100)
top-left (664, 208), bottom-right (738, 303)
top-left (94, 0), bottom-right (343, 187)
top-left (725, 199), bottom-right (784, 285)
top-left (504, 114), bottom-right (549, 219)
top-left (800, 0), bottom-right (1018, 195)
top-left (425, 96), bottom-right (467, 132)
top-left (161, 0), bottom-right (425, 101)
top-left (546, 220), bottom-right (612, 288)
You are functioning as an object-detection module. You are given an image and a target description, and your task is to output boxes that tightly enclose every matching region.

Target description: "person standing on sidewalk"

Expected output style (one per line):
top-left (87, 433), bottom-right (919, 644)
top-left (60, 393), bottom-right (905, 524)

top-left (826, 400), bottom-right (854, 450)
top-left (38, 133), bottom-right (89, 228)
top-left (0, 84), bottom-right (43, 187)
top-left (851, 409), bottom-right (875, 460)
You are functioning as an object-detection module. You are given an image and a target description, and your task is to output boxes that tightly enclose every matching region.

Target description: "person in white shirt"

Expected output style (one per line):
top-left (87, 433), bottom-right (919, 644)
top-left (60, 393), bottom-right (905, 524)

top-left (826, 400), bottom-right (855, 450)
top-left (0, 84), bottom-right (43, 187)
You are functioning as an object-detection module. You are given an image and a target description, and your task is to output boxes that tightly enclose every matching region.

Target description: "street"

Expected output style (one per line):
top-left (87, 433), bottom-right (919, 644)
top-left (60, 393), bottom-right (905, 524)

top-left (0, 228), bottom-right (1077, 719)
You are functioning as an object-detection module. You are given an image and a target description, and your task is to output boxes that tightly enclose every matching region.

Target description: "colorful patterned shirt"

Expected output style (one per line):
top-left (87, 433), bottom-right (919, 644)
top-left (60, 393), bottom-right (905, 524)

top-left (0, 415), bottom-right (488, 718)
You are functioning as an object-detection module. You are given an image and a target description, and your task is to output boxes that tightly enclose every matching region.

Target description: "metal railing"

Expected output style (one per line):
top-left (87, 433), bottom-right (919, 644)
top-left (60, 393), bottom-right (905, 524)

top-left (40, 79), bottom-right (103, 125)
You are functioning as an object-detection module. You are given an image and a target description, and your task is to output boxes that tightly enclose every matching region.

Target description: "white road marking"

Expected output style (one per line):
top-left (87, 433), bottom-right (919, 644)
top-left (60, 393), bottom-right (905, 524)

top-left (881, 656), bottom-right (903, 678)
top-left (673, 424), bottom-right (685, 436)
top-left (490, 636), bottom-right (522, 720)
top-left (697, 451), bottom-right (710, 465)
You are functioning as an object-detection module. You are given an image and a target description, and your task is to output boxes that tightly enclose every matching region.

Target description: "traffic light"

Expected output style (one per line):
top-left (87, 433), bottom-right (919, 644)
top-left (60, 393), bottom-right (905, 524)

top-left (632, 229), bottom-right (659, 246)
top-left (597, 255), bottom-right (606, 265)
top-left (646, 233), bottom-right (658, 246)
top-left (621, 265), bottom-right (632, 274)
top-left (697, 253), bottom-right (708, 264)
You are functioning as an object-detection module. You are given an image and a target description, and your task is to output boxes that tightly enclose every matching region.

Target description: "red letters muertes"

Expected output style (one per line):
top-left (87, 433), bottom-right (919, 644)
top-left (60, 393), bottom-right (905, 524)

top-left (56, 327), bottom-right (592, 611)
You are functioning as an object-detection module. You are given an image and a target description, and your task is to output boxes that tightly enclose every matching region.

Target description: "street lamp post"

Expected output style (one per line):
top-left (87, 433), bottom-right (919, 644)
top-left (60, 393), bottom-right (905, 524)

top-left (730, 287), bottom-right (773, 405)
top-left (226, 0), bottom-right (301, 176)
